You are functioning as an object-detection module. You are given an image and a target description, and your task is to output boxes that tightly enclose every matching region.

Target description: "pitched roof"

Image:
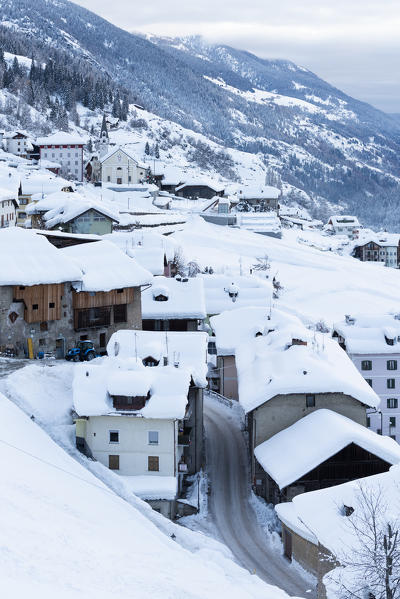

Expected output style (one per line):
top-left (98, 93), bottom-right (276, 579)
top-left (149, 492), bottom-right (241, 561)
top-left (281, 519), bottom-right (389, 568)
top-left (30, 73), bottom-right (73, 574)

top-left (26, 191), bottom-right (119, 226)
top-left (175, 179), bottom-right (225, 193)
top-left (61, 240), bottom-right (152, 291)
top-left (255, 409), bottom-right (400, 489)
top-left (0, 227), bottom-right (82, 285)
top-left (235, 319), bottom-right (380, 413)
top-left (100, 146), bottom-right (147, 168)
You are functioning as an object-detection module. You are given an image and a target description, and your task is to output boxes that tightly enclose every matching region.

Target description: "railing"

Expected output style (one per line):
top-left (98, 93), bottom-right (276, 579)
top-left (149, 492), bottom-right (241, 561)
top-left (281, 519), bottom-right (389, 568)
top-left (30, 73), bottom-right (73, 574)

top-left (207, 389), bottom-right (233, 409)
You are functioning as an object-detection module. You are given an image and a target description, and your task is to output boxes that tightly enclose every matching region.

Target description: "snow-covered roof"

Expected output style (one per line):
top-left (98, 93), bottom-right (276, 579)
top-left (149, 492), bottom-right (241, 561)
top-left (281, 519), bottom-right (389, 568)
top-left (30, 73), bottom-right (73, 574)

top-left (235, 317), bottom-right (380, 413)
top-left (36, 132), bottom-right (86, 146)
top-left (255, 409), bottom-right (400, 489)
top-left (26, 190), bottom-right (119, 226)
top-left (210, 306), bottom-right (281, 356)
top-left (333, 314), bottom-right (400, 354)
top-left (104, 230), bottom-right (176, 275)
top-left (73, 357), bottom-right (191, 419)
top-left (200, 274), bottom-right (272, 316)
top-left (61, 240), bottom-right (152, 292)
top-left (141, 276), bottom-right (206, 320)
top-left (237, 186), bottom-right (280, 200)
top-left (355, 232), bottom-right (400, 248)
top-left (276, 465), bottom-right (400, 560)
top-left (120, 475), bottom-right (178, 500)
top-left (0, 227), bottom-right (82, 286)
top-left (100, 146), bottom-right (147, 168)
top-left (107, 329), bottom-right (208, 389)
top-left (328, 215), bottom-right (360, 228)
top-left (176, 179), bottom-right (225, 193)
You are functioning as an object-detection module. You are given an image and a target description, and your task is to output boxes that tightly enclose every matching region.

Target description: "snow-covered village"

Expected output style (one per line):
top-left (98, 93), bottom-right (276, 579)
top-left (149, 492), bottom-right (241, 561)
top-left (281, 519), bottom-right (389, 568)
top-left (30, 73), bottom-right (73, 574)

top-left (1, 1), bottom-right (400, 598)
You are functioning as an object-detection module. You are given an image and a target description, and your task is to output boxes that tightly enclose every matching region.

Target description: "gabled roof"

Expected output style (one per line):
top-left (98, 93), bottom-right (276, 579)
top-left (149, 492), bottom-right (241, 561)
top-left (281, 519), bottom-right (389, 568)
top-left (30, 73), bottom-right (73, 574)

top-left (100, 146), bottom-right (147, 169)
top-left (328, 215), bottom-right (360, 227)
top-left (235, 318), bottom-right (380, 413)
top-left (0, 227), bottom-right (82, 286)
top-left (255, 409), bottom-right (400, 489)
top-left (238, 186), bottom-right (280, 200)
top-left (73, 357), bottom-right (191, 420)
top-left (26, 191), bottom-right (119, 226)
top-left (61, 240), bottom-right (152, 292)
top-left (141, 276), bottom-right (206, 320)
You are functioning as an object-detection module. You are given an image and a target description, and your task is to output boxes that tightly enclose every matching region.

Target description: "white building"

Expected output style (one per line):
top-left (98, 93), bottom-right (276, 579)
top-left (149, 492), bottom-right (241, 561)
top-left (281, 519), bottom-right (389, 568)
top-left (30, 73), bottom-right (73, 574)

top-left (0, 193), bottom-right (17, 228)
top-left (4, 132), bottom-right (30, 157)
top-left (73, 330), bottom-right (208, 518)
top-left (326, 215), bottom-right (361, 238)
top-left (36, 133), bottom-right (85, 182)
top-left (100, 147), bottom-right (148, 186)
top-left (333, 314), bottom-right (400, 440)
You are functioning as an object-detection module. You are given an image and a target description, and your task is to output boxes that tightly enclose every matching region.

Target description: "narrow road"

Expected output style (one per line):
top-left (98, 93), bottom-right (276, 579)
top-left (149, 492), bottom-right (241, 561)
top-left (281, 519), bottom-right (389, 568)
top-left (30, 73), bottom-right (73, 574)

top-left (205, 396), bottom-right (315, 597)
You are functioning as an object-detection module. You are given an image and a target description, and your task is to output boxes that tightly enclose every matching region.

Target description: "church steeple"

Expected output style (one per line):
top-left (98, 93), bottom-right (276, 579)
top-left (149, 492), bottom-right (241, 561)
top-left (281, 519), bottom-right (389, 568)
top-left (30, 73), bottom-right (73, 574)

top-left (99, 114), bottom-right (109, 158)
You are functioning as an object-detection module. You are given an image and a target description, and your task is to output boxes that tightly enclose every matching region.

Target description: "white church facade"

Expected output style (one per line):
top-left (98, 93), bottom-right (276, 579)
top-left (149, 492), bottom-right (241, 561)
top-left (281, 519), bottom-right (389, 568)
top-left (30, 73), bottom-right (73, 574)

top-left (100, 147), bottom-right (149, 186)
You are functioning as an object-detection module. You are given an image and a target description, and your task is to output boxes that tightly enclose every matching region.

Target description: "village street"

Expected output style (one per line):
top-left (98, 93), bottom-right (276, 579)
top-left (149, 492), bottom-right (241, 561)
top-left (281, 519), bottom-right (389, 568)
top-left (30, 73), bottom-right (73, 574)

top-left (204, 395), bottom-right (314, 597)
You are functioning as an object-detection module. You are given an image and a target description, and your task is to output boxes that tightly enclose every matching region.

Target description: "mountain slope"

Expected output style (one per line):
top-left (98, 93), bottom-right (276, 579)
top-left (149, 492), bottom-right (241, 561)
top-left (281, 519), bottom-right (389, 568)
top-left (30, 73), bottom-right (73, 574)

top-left (1, 0), bottom-right (400, 227)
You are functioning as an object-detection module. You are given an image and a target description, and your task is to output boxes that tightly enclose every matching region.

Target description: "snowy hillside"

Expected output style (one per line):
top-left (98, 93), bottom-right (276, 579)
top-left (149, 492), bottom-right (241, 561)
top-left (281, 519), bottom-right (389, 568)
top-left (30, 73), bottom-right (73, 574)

top-left (0, 387), bottom-right (292, 599)
top-left (0, 0), bottom-right (400, 227)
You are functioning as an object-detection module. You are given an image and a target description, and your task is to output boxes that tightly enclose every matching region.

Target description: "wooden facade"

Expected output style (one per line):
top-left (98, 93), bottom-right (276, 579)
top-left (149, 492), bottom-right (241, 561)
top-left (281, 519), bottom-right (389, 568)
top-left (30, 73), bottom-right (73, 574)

top-left (72, 287), bottom-right (134, 309)
top-left (13, 284), bottom-right (63, 324)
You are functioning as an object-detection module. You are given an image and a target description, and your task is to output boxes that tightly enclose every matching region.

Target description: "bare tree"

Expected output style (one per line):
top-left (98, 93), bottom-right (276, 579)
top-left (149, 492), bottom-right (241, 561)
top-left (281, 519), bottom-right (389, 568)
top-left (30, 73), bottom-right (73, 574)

top-left (335, 484), bottom-right (400, 599)
top-left (252, 254), bottom-right (271, 273)
top-left (171, 248), bottom-right (186, 277)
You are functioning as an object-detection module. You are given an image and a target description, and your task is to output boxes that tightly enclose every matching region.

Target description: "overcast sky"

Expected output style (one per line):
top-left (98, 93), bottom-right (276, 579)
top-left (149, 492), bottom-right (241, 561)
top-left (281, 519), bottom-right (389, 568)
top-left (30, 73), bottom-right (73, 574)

top-left (75, 0), bottom-right (400, 113)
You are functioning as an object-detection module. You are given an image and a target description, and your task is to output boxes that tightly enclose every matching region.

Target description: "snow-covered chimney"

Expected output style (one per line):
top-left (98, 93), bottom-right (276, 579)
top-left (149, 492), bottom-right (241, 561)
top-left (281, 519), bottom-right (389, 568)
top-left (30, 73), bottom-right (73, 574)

top-left (345, 314), bottom-right (355, 325)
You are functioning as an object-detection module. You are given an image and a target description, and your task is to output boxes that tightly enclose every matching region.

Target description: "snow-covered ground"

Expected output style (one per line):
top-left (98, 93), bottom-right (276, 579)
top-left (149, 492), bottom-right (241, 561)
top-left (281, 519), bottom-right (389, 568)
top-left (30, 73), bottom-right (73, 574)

top-left (0, 362), bottom-right (297, 599)
top-left (169, 217), bottom-right (400, 324)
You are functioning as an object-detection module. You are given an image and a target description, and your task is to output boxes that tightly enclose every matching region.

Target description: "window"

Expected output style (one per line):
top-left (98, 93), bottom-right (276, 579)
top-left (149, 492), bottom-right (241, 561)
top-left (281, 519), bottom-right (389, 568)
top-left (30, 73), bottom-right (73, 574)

top-left (389, 417), bottom-right (396, 427)
top-left (387, 398), bottom-right (398, 409)
top-left (40, 322), bottom-right (48, 332)
top-left (361, 360), bottom-right (372, 370)
top-left (109, 430), bottom-right (119, 444)
top-left (148, 431), bottom-right (159, 445)
top-left (306, 394), bottom-right (315, 407)
top-left (148, 456), bottom-right (159, 471)
top-left (365, 379), bottom-right (373, 387)
top-left (387, 360), bottom-right (398, 370)
top-left (113, 304), bottom-right (127, 324)
top-left (377, 428), bottom-right (382, 435)
top-left (387, 379), bottom-right (396, 389)
top-left (32, 304), bottom-right (38, 310)
top-left (39, 338), bottom-right (45, 346)
top-left (49, 302), bottom-right (55, 309)
top-left (367, 417), bottom-right (371, 427)
top-left (108, 455), bottom-right (119, 470)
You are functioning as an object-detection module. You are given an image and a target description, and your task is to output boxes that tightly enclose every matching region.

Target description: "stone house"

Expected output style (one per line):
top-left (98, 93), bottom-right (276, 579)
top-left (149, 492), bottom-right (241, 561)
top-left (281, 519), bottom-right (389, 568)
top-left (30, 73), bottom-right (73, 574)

top-left (0, 230), bottom-right (152, 358)
top-left (141, 275), bottom-right (206, 332)
top-left (236, 185), bottom-right (280, 211)
top-left (74, 329), bottom-right (208, 518)
top-left (333, 313), bottom-right (400, 440)
top-left (233, 316), bottom-right (381, 498)
top-left (275, 467), bottom-right (400, 598)
top-left (100, 147), bottom-right (148, 186)
top-left (254, 408), bottom-right (400, 504)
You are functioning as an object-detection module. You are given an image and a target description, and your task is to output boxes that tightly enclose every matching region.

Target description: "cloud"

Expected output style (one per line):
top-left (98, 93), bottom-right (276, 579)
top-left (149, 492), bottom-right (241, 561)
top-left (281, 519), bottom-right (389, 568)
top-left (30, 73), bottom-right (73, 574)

top-left (74, 0), bottom-right (400, 112)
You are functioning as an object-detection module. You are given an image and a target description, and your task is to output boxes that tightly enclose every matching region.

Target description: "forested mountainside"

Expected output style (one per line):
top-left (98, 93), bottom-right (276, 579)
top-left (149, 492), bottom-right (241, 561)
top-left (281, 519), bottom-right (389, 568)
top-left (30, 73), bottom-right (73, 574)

top-left (1, 0), bottom-right (400, 227)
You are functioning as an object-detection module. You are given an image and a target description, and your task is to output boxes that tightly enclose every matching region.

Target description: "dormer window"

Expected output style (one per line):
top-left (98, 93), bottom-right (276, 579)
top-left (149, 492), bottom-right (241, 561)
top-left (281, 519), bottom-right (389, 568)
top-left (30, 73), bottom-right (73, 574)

top-left (154, 294), bottom-right (168, 302)
top-left (343, 505), bottom-right (354, 517)
top-left (142, 356), bottom-right (159, 367)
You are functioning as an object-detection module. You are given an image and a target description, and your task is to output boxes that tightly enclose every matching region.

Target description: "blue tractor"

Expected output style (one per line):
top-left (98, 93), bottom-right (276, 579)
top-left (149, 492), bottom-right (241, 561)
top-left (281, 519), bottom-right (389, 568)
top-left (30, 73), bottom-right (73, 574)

top-left (65, 340), bottom-right (98, 362)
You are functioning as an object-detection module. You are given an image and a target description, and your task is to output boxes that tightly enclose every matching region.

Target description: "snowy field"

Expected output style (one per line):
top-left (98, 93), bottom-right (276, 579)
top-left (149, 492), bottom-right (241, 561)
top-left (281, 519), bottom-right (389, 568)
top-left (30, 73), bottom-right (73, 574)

top-left (170, 217), bottom-right (400, 325)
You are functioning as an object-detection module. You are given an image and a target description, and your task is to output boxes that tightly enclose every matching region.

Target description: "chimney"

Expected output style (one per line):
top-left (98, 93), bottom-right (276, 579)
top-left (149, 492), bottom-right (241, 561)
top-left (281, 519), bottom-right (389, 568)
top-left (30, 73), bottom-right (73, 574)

top-left (345, 315), bottom-right (355, 325)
